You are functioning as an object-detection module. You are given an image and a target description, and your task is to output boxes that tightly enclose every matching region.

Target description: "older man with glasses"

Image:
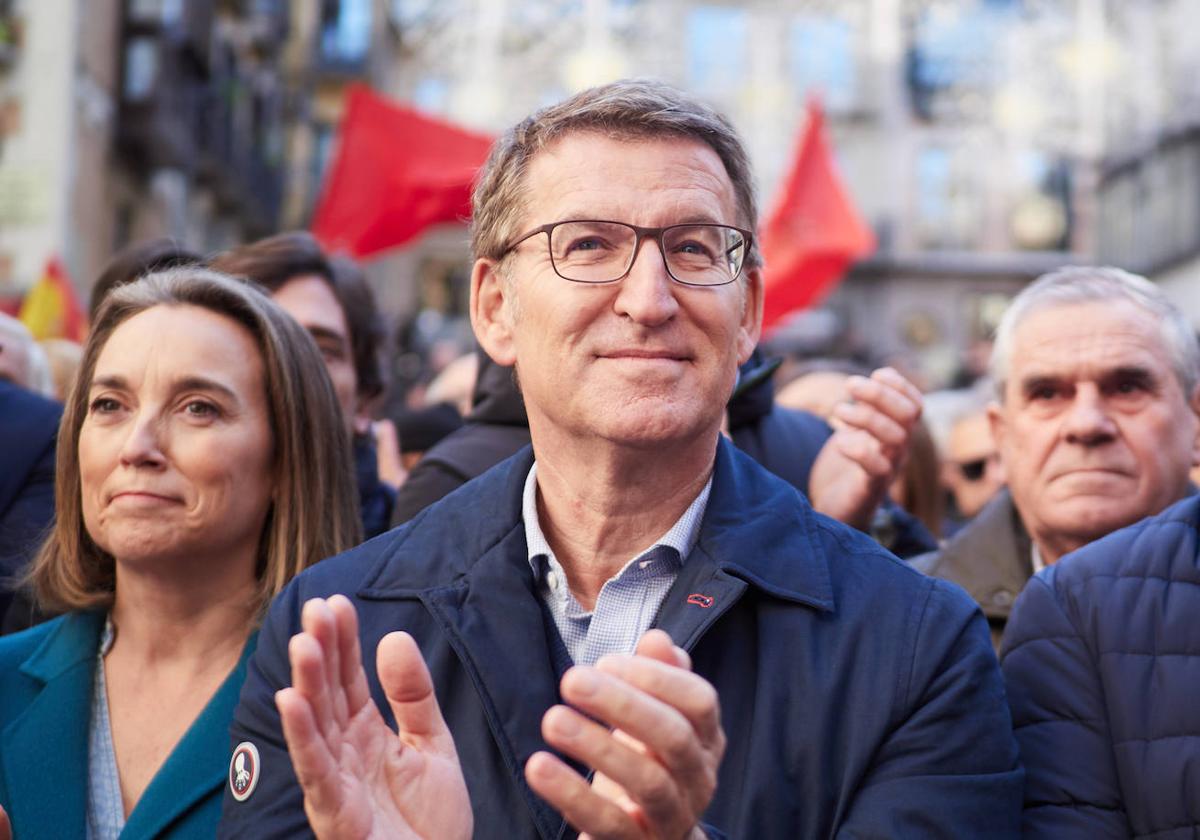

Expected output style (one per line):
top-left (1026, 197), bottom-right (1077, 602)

top-left (219, 80), bottom-right (1020, 839)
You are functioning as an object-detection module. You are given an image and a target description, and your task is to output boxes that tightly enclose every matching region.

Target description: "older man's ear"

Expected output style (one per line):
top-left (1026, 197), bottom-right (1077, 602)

top-left (470, 258), bottom-right (518, 366)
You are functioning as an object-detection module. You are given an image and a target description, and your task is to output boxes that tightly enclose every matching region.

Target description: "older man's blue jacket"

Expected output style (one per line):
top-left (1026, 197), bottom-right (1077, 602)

top-left (1002, 493), bottom-right (1200, 838)
top-left (220, 438), bottom-right (1021, 838)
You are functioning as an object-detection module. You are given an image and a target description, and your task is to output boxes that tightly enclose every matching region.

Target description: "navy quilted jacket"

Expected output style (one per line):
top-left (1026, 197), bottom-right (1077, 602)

top-left (1000, 494), bottom-right (1200, 838)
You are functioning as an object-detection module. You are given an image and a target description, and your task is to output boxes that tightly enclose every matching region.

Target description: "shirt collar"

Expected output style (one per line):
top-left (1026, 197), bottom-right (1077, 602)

top-left (1031, 541), bottom-right (1046, 576)
top-left (522, 461), bottom-right (713, 577)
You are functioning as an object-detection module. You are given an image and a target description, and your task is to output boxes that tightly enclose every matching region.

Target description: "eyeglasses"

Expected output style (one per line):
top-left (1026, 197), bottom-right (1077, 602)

top-left (500, 220), bottom-right (753, 287)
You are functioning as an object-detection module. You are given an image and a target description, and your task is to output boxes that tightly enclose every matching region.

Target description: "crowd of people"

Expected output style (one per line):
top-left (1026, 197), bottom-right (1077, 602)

top-left (0, 78), bottom-right (1197, 838)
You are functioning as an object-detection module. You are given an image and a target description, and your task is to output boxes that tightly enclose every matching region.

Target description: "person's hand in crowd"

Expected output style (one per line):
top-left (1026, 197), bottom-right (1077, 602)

top-left (807, 367), bottom-right (923, 531)
top-left (371, 419), bottom-right (408, 491)
top-left (526, 629), bottom-right (725, 839)
top-left (276, 595), bottom-right (472, 840)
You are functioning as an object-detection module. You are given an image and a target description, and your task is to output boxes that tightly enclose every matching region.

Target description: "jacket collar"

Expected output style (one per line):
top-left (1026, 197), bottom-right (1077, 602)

top-left (3, 612), bottom-right (100, 837)
top-left (695, 436), bottom-right (834, 611)
top-left (2, 612), bottom-right (257, 839)
top-left (934, 489), bottom-right (1032, 619)
top-left (358, 436), bottom-right (836, 839)
top-left (360, 436), bottom-right (835, 611)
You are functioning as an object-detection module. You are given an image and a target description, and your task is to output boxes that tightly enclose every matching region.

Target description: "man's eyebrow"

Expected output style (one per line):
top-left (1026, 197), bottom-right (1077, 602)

top-left (1017, 374), bottom-right (1063, 394)
top-left (673, 214), bottom-right (726, 225)
top-left (1101, 365), bottom-right (1159, 386)
top-left (551, 214), bottom-right (726, 226)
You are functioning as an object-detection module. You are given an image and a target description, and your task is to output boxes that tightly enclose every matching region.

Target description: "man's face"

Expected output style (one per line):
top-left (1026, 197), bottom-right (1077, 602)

top-left (472, 133), bottom-right (761, 449)
top-left (270, 275), bottom-right (358, 430)
top-left (989, 300), bottom-right (1200, 560)
top-left (944, 411), bottom-right (1005, 519)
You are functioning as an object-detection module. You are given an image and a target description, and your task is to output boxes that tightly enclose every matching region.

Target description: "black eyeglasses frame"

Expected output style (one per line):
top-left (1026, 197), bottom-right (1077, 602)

top-left (498, 219), bottom-right (755, 288)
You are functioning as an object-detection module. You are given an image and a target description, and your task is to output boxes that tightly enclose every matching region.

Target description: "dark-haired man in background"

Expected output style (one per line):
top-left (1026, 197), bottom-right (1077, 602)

top-left (211, 233), bottom-right (395, 537)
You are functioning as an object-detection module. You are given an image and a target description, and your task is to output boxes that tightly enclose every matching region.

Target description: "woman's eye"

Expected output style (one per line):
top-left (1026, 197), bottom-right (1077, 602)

top-left (89, 397), bottom-right (122, 414)
top-left (184, 400), bottom-right (219, 418)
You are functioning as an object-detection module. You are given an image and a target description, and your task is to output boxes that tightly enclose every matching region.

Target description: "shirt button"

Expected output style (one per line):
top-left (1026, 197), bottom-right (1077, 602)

top-left (547, 570), bottom-right (560, 592)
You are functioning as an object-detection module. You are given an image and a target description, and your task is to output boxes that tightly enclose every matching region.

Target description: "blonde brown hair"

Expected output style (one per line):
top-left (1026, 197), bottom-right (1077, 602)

top-left (29, 267), bottom-right (362, 614)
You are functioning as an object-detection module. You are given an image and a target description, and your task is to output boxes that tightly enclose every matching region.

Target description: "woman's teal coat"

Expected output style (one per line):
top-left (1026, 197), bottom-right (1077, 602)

top-left (0, 610), bottom-right (256, 838)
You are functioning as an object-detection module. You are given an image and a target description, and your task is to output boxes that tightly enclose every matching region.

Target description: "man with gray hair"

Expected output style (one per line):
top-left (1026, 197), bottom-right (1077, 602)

top-left (998, 267), bottom-right (1200, 835)
top-left (220, 80), bottom-right (1020, 838)
top-left (915, 265), bottom-right (1199, 647)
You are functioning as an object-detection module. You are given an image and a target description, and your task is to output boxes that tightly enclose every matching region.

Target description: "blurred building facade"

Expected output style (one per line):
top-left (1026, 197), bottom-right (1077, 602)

top-left (0, 0), bottom-right (367, 310)
top-left (356, 0), bottom-right (1200, 387)
top-left (2, 0), bottom-right (1196, 387)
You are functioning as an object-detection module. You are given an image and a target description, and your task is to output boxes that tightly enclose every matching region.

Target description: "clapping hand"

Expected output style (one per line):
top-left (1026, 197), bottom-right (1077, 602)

top-left (526, 630), bottom-right (725, 840)
top-left (277, 595), bottom-right (472, 840)
top-left (808, 367), bottom-right (924, 530)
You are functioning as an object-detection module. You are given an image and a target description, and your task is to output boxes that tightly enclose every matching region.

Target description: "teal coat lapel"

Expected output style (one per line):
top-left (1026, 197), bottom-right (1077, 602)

top-left (1, 611), bottom-right (103, 838)
top-left (0, 615), bottom-right (257, 840)
top-left (121, 630), bottom-right (259, 839)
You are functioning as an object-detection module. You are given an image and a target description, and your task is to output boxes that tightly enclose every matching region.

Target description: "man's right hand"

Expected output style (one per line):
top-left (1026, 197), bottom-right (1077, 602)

top-left (276, 595), bottom-right (472, 840)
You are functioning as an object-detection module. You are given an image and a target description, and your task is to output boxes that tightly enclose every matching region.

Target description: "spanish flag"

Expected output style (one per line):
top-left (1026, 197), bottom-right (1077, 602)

top-left (19, 257), bottom-right (86, 342)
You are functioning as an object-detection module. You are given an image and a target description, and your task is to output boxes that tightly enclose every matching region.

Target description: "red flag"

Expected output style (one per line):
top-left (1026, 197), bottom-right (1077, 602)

top-left (19, 256), bottom-right (86, 342)
top-left (311, 85), bottom-right (494, 257)
top-left (759, 99), bottom-right (875, 332)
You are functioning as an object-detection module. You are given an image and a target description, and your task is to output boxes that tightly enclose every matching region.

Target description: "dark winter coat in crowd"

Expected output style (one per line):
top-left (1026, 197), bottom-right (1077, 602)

top-left (354, 433), bottom-right (395, 540)
top-left (910, 489), bottom-right (1031, 648)
top-left (1001, 493), bottom-right (1200, 838)
top-left (0, 381), bottom-right (60, 621)
top-left (392, 350), bottom-right (937, 557)
top-left (390, 350), bottom-right (531, 526)
top-left (220, 438), bottom-right (1021, 838)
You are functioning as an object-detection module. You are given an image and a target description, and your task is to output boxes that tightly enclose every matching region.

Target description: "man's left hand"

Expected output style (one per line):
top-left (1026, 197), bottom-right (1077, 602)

top-left (808, 367), bottom-right (923, 530)
top-left (526, 629), bottom-right (723, 839)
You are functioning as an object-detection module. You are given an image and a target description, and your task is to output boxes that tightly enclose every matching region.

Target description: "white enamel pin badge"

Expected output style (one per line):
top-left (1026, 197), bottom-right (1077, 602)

top-left (229, 741), bottom-right (261, 802)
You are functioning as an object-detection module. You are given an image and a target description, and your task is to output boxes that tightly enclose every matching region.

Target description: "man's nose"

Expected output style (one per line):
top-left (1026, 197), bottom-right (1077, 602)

top-left (1062, 386), bottom-right (1117, 445)
top-left (612, 236), bottom-right (678, 326)
top-left (118, 412), bottom-right (168, 468)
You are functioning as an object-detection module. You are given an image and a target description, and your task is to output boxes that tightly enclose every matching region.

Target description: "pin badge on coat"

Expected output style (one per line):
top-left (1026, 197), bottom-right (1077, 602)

top-left (229, 741), bottom-right (261, 802)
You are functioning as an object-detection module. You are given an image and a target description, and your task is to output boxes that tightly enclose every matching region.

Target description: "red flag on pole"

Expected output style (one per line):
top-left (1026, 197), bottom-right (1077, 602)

top-left (759, 99), bottom-right (875, 333)
top-left (311, 84), bottom-right (495, 258)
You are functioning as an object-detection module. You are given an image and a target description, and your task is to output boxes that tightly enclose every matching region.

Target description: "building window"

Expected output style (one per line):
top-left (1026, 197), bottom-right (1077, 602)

top-left (914, 144), bottom-right (983, 249)
top-left (787, 14), bottom-right (857, 113)
top-left (122, 37), bottom-right (159, 101)
top-left (685, 6), bottom-right (747, 96)
top-left (321, 0), bottom-right (373, 66)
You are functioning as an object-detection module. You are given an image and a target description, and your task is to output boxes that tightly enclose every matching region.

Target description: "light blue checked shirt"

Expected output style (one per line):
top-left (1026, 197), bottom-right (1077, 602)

top-left (87, 616), bottom-right (125, 840)
top-left (522, 462), bottom-right (712, 667)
